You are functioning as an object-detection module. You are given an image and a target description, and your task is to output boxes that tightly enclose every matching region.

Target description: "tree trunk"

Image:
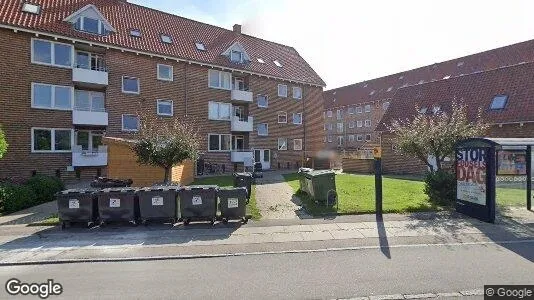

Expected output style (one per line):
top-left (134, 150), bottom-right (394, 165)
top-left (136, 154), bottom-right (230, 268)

top-left (164, 167), bottom-right (171, 184)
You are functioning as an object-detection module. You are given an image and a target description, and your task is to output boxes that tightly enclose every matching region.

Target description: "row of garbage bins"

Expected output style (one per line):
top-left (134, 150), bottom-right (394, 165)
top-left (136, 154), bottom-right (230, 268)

top-left (57, 173), bottom-right (254, 228)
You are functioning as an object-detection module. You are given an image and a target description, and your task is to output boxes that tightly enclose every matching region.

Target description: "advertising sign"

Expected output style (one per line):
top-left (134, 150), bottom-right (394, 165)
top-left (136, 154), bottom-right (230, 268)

top-left (456, 148), bottom-right (487, 205)
top-left (497, 150), bottom-right (526, 175)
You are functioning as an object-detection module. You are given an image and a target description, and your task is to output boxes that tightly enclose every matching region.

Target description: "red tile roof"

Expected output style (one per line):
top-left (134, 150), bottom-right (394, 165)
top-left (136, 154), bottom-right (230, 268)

top-left (377, 62), bottom-right (534, 131)
top-left (0, 0), bottom-right (325, 86)
top-left (325, 38), bottom-right (534, 108)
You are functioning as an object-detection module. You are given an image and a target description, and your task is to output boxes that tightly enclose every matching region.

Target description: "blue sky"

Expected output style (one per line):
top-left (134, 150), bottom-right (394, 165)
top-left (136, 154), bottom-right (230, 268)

top-left (131, 0), bottom-right (534, 90)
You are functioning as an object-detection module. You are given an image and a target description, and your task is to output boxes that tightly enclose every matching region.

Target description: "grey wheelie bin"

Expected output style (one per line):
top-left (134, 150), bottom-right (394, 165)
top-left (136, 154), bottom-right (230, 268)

top-left (56, 189), bottom-right (98, 229)
top-left (178, 185), bottom-right (218, 225)
top-left (137, 186), bottom-right (180, 224)
top-left (298, 168), bottom-right (313, 194)
top-left (233, 172), bottom-right (253, 200)
top-left (218, 187), bottom-right (250, 224)
top-left (96, 187), bottom-right (138, 226)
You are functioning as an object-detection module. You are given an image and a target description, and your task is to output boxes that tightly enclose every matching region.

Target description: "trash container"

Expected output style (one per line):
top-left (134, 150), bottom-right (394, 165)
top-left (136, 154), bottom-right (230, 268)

top-left (253, 162), bottom-right (263, 178)
top-left (97, 187), bottom-right (138, 225)
top-left (56, 189), bottom-right (98, 228)
top-left (90, 177), bottom-right (133, 188)
top-left (178, 185), bottom-right (218, 225)
top-left (298, 168), bottom-right (313, 194)
top-left (304, 170), bottom-right (337, 204)
top-left (137, 186), bottom-right (180, 224)
top-left (233, 172), bottom-right (253, 200)
top-left (218, 187), bottom-right (250, 223)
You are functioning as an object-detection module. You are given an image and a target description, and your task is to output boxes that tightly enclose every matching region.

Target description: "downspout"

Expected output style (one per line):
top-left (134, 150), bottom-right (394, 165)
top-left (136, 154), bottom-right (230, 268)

top-left (302, 86), bottom-right (306, 165)
top-left (184, 63), bottom-right (188, 116)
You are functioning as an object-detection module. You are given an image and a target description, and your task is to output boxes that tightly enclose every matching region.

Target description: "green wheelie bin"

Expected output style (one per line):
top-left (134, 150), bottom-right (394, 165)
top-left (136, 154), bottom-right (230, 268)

top-left (304, 170), bottom-right (337, 205)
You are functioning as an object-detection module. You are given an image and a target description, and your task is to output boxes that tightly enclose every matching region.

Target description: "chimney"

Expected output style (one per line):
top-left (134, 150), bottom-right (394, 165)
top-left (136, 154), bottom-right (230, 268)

top-left (233, 24), bottom-right (242, 34)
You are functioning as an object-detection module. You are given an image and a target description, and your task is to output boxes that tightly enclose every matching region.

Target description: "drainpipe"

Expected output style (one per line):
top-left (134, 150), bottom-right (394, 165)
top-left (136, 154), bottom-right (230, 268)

top-left (184, 63), bottom-right (188, 116)
top-left (302, 87), bottom-right (306, 164)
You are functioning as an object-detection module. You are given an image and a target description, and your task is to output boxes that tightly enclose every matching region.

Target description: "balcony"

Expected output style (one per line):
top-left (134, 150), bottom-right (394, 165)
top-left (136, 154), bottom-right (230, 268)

top-left (72, 109), bottom-right (108, 126)
top-left (231, 151), bottom-right (254, 164)
top-left (73, 91), bottom-right (108, 126)
top-left (72, 145), bottom-right (108, 167)
top-left (231, 116), bottom-right (253, 132)
top-left (231, 89), bottom-right (253, 103)
top-left (72, 67), bottom-right (108, 87)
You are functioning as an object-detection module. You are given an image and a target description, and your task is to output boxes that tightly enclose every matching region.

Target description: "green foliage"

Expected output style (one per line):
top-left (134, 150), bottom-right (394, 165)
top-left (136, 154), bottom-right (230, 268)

top-left (0, 125), bottom-right (8, 159)
top-left (26, 175), bottom-right (64, 205)
top-left (423, 170), bottom-right (456, 206)
top-left (389, 102), bottom-right (488, 172)
top-left (0, 183), bottom-right (37, 214)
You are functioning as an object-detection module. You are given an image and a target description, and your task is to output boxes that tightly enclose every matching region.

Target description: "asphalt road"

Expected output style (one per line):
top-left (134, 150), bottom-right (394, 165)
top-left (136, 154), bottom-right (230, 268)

top-left (0, 242), bottom-right (532, 300)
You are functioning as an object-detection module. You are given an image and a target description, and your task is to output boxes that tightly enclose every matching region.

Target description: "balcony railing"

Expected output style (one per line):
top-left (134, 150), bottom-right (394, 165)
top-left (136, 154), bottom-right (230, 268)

top-left (231, 150), bottom-right (254, 164)
top-left (231, 89), bottom-right (253, 103)
top-left (72, 102), bottom-right (108, 126)
top-left (72, 145), bottom-right (108, 167)
top-left (231, 116), bottom-right (253, 132)
top-left (72, 57), bottom-right (109, 86)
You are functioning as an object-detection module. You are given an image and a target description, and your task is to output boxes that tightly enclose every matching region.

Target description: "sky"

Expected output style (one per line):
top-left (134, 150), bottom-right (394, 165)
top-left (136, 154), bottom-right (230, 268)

top-left (130, 0), bottom-right (534, 90)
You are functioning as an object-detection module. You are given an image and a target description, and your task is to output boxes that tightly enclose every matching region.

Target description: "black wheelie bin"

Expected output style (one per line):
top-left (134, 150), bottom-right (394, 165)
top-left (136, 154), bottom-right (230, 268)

top-left (96, 187), bottom-right (138, 226)
top-left (56, 189), bottom-right (98, 229)
top-left (178, 185), bottom-right (218, 225)
top-left (137, 185), bottom-right (180, 224)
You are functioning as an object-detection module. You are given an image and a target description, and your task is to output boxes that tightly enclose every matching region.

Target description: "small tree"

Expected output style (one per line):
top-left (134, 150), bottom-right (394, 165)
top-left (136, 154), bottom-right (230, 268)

top-left (388, 102), bottom-right (488, 173)
top-left (0, 125), bottom-right (7, 159)
top-left (132, 114), bottom-right (200, 183)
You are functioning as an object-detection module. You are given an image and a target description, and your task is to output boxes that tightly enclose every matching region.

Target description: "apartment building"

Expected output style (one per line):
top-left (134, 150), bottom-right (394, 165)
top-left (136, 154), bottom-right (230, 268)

top-left (0, 0), bottom-right (325, 182)
top-left (323, 37), bottom-right (534, 152)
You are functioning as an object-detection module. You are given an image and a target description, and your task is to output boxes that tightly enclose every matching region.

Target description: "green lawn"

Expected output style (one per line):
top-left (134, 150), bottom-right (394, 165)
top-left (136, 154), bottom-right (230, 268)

top-left (192, 176), bottom-right (261, 220)
top-left (496, 187), bottom-right (529, 207)
top-left (28, 213), bottom-right (60, 226)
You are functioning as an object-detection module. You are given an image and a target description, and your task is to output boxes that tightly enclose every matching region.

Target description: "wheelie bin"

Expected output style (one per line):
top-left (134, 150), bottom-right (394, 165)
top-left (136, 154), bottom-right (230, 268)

top-left (56, 189), bottom-right (98, 229)
top-left (304, 170), bottom-right (337, 204)
top-left (233, 172), bottom-right (253, 200)
top-left (298, 168), bottom-right (313, 194)
top-left (96, 187), bottom-right (138, 226)
top-left (137, 186), bottom-right (180, 224)
top-left (178, 185), bottom-right (218, 225)
top-left (218, 187), bottom-right (250, 224)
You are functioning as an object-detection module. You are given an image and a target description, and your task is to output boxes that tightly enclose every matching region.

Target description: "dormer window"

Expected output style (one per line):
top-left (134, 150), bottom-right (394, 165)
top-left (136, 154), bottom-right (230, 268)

top-left (161, 34), bottom-right (172, 44)
top-left (231, 50), bottom-right (243, 63)
top-left (222, 41), bottom-right (250, 63)
top-left (419, 107), bottom-right (428, 114)
top-left (22, 3), bottom-right (41, 14)
top-left (130, 29), bottom-right (141, 37)
top-left (432, 106), bottom-right (441, 114)
top-left (64, 4), bottom-right (115, 36)
top-left (273, 60), bottom-right (282, 67)
top-left (195, 42), bottom-right (205, 51)
top-left (74, 16), bottom-right (108, 35)
top-left (257, 58), bottom-right (265, 63)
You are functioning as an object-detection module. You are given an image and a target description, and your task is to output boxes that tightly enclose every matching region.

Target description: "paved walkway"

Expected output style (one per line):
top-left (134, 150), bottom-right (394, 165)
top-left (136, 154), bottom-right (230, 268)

top-left (0, 201), bottom-right (56, 226)
top-left (254, 171), bottom-right (310, 219)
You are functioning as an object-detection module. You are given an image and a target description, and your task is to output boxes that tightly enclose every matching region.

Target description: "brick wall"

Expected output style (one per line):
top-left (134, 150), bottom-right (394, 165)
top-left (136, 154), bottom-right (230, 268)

top-left (342, 158), bottom-right (374, 173)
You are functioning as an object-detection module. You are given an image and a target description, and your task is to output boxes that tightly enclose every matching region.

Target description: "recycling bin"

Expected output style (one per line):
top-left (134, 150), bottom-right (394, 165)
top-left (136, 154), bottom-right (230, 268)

top-left (96, 187), bottom-right (138, 225)
top-left (233, 172), bottom-right (253, 200)
top-left (137, 186), bottom-right (180, 224)
top-left (56, 189), bottom-right (98, 228)
top-left (90, 177), bottom-right (133, 188)
top-left (218, 187), bottom-right (250, 223)
top-left (178, 185), bottom-right (218, 225)
top-left (304, 170), bottom-right (337, 204)
top-left (298, 168), bottom-right (313, 194)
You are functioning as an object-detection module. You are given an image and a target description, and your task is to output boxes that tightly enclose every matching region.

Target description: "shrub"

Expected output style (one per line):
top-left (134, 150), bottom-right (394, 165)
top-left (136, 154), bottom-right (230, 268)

top-left (26, 175), bottom-right (64, 205)
top-left (0, 183), bottom-right (37, 214)
top-left (424, 170), bottom-right (456, 206)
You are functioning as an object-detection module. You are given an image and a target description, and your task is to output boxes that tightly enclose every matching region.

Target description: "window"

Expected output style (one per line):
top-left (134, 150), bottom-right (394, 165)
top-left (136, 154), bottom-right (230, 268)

top-left (157, 64), bottom-right (173, 81)
top-left (328, 123), bottom-right (333, 131)
top-left (31, 39), bottom-right (73, 67)
top-left (356, 106), bottom-right (363, 113)
top-left (122, 115), bottom-right (139, 132)
top-left (490, 95), bottom-right (508, 110)
top-left (432, 106), bottom-right (441, 114)
top-left (22, 3), bottom-right (41, 14)
top-left (369, 90), bottom-right (375, 96)
top-left (208, 134), bottom-right (231, 151)
top-left (337, 110), bottom-right (342, 120)
top-left (122, 76), bottom-right (140, 94)
top-left (366, 134), bottom-right (372, 141)
top-left (257, 58), bottom-right (265, 63)
top-left (278, 138), bottom-right (288, 150)
top-left (157, 100), bottom-right (173, 116)
top-left (75, 51), bottom-right (105, 71)
top-left (328, 135), bottom-right (333, 143)
top-left (349, 135), bottom-right (355, 142)
top-left (32, 128), bottom-right (72, 152)
top-left (337, 122), bottom-right (344, 133)
top-left (337, 136), bottom-right (344, 146)
top-left (257, 95), bottom-right (268, 108)
top-left (74, 17), bottom-right (108, 35)
top-left (277, 112), bottom-right (287, 123)
top-left (278, 84), bottom-right (288, 97)
top-left (387, 87), bottom-right (393, 92)
top-left (348, 107), bottom-right (354, 114)
top-left (208, 70), bottom-right (231, 90)
top-left (419, 107), bottom-right (428, 114)
top-left (130, 29), bottom-right (141, 37)
top-left (383, 102), bottom-right (390, 110)
top-left (294, 139), bottom-right (303, 151)
top-left (349, 121), bottom-right (355, 128)
top-left (292, 87), bottom-right (302, 99)
top-left (257, 123), bottom-right (268, 136)
top-left (364, 104), bottom-right (371, 112)
top-left (273, 60), bottom-right (282, 67)
top-left (357, 135), bottom-right (363, 141)
top-left (32, 83), bottom-right (72, 110)
top-left (195, 42), bottom-right (206, 51)
top-left (293, 113), bottom-right (302, 125)
top-left (230, 50), bottom-right (243, 62)
top-left (208, 101), bottom-right (231, 120)
top-left (74, 90), bottom-right (104, 112)
top-left (365, 120), bottom-right (371, 127)
top-left (161, 34), bottom-right (172, 44)
top-left (327, 110), bottom-right (333, 118)
top-left (357, 121), bottom-right (363, 128)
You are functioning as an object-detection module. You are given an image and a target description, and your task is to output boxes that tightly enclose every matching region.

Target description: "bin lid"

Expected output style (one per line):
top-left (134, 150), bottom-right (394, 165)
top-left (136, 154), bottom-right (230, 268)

top-left (298, 168), bottom-right (313, 173)
top-left (99, 187), bottom-right (138, 193)
top-left (306, 170), bottom-right (335, 177)
top-left (138, 185), bottom-right (181, 192)
top-left (218, 186), bottom-right (247, 191)
top-left (183, 185), bottom-right (219, 190)
top-left (233, 172), bottom-right (253, 177)
top-left (59, 188), bottom-right (97, 195)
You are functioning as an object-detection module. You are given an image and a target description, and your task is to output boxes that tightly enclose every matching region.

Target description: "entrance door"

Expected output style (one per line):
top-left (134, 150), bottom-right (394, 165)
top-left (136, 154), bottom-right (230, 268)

top-left (254, 149), bottom-right (271, 170)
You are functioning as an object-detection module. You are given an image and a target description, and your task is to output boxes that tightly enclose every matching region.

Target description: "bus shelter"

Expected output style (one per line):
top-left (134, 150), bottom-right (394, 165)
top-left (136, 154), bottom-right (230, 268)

top-left (455, 138), bottom-right (533, 223)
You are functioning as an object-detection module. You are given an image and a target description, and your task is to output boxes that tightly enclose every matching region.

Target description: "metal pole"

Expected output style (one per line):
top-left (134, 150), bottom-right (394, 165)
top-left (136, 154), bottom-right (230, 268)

top-left (375, 158), bottom-right (383, 214)
top-left (527, 146), bottom-right (532, 211)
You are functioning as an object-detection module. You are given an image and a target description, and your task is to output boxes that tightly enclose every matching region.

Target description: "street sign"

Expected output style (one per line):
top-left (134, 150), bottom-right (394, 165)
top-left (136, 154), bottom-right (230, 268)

top-left (373, 147), bottom-right (382, 158)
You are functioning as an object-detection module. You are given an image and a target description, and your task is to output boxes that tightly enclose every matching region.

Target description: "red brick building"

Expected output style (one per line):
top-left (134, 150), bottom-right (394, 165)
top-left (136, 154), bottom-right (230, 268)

top-left (0, 0), bottom-right (325, 182)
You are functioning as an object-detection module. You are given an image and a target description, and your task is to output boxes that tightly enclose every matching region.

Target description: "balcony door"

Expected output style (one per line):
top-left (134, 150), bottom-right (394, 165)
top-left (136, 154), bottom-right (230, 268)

top-left (233, 106), bottom-right (245, 121)
top-left (232, 135), bottom-right (244, 151)
top-left (233, 77), bottom-right (245, 91)
top-left (76, 51), bottom-right (105, 71)
top-left (75, 131), bottom-right (103, 153)
top-left (254, 149), bottom-right (270, 170)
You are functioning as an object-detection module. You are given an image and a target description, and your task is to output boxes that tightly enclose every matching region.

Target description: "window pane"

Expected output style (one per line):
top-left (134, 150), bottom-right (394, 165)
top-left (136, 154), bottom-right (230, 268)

top-left (293, 113), bottom-right (302, 124)
top-left (278, 85), bottom-right (287, 96)
top-left (92, 135), bottom-right (103, 148)
top-left (54, 44), bottom-right (72, 67)
top-left (54, 86), bottom-right (71, 109)
top-left (76, 52), bottom-right (90, 69)
top-left (77, 132), bottom-right (89, 150)
top-left (55, 130), bottom-right (72, 151)
top-left (33, 84), bottom-right (52, 107)
top-left (219, 104), bottom-right (231, 119)
top-left (33, 40), bottom-right (51, 64)
top-left (74, 90), bottom-right (90, 111)
top-left (231, 51), bottom-right (241, 62)
top-left (123, 115), bottom-right (139, 130)
top-left (91, 93), bottom-right (105, 111)
top-left (209, 71), bottom-right (220, 87)
top-left (221, 135), bottom-right (231, 150)
top-left (158, 65), bottom-right (172, 80)
top-left (263, 150), bottom-right (269, 162)
top-left (209, 135), bottom-right (219, 151)
top-left (258, 124), bottom-right (268, 135)
top-left (258, 95), bottom-right (268, 107)
top-left (158, 101), bottom-right (172, 115)
top-left (34, 129), bottom-right (51, 151)
top-left (208, 102), bottom-right (219, 119)
top-left (123, 77), bottom-right (139, 93)
top-left (83, 17), bottom-right (100, 34)
top-left (222, 73), bottom-right (231, 89)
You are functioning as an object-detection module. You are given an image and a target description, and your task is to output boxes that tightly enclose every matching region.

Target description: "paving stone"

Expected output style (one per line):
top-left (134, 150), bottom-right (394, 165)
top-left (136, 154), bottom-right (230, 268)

top-left (369, 294), bottom-right (404, 300)
top-left (337, 223), bottom-right (373, 230)
top-left (310, 223), bottom-right (341, 231)
top-left (300, 231), bottom-right (334, 241)
top-left (329, 230), bottom-right (365, 240)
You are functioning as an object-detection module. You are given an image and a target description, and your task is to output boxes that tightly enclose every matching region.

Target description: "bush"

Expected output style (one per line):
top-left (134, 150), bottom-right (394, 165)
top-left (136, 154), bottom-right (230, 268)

top-left (424, 170), bottom-right (456, 206)
top-left (0, 183), bottom-right (37, 214)
top-left (26, 175), bottom-right (64, 205)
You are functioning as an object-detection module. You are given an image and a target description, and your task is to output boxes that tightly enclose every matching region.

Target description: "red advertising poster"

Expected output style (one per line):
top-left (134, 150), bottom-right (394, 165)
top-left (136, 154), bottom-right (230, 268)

top-left (497, 150), bottom-right (526, 175)
top-left (456, 148), bottom-right (486, 205)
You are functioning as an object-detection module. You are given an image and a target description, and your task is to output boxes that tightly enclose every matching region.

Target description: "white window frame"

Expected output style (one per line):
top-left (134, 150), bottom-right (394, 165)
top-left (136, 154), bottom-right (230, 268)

top-left (292, 86), bottom-right (302, 99)
top-left (31, 127), bottom-right (73, 153)
top-left (348, 107), bottom-right (354, 114)
top-left (328, 123), bottom-right (333, 131)
top-left (293, 139), bottom-right (303, 150)
top-left (122, 76), bottom-right (140, 94)
top-left (364, 104), bottom-right (371, 113)
top-left (357, 135), bottom-right (363, 141)
top-left (383, 101), bottom-right (390, 110)
top-left (365, 120), bottom-right (371, 127)
top-left (278, 138), bottom-right (288, 151)
top-left (208, 134), bottom-right (232, 152)
top-left (74, 90), bottom-right (105, 112)
top-left (257, 94), bottom-right (269, 108)
top-left (31, 83), bottom-right (73, 111)
top-left (278, 112), bottom-right (287, 124)
top-left (337, 122), bottom-right (344, 133)
top-left (357, 121), bottom-right (363, 128)
top-left (121, 114), bottom-right (140, 132)
top-left (337, 136), bottom-right (344, 146)
top-left (208, 69), bottom-right (232, 90)
top-left (348, 121), bottom-right (355, 128)
top-left (366, 134), bottom-right (372, 141)
top-left (328, 135), bottom-right (333, 143)
top-left (356, 106), bottom-right (363, 114)
top-left (161, 34), bottom-right (172, 44)
top-left (278, 84), bottom-right (288, 97)
top-left (157, 99), bottom-right (173, 116)
top-left (208, 101), bottom-right (232, 121)
top-left (74, 16), bottom-right (107, 35)
top-left (31, 38), bottom-right (74, 68)
top-left (157, 64), bottom-right (173, 81)
top-left (293, 113), bottom-right (303, 125)
top-left (230, 50), bottom-right (243, 63)
top-left (348, 135), bottom-right (355, 142)
top-left (327, 110), bottom-right (333, 118)
top-left (257, 123), bottom-right (269, 136)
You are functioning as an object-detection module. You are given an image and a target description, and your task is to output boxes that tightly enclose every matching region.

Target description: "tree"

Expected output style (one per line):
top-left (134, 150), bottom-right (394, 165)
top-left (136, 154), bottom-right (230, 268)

top-left (0, 125), bottom-right (7, 159)
top-left (388, 102), bottom-right (488, 173)
top-left (131, 114), bottom-right (200, 183)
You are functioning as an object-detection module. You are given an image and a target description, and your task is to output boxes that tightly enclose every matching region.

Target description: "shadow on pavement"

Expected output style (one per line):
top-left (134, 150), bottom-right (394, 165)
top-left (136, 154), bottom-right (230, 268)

top-left (376, 213), bottom-right (391, 259)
